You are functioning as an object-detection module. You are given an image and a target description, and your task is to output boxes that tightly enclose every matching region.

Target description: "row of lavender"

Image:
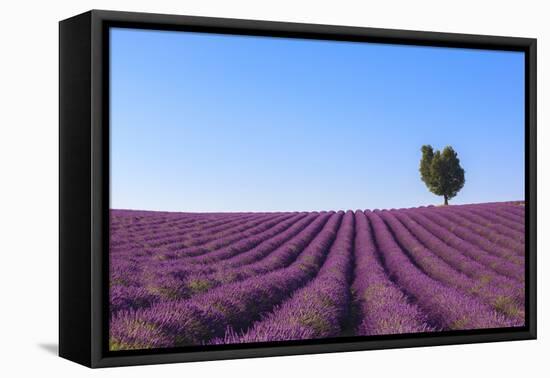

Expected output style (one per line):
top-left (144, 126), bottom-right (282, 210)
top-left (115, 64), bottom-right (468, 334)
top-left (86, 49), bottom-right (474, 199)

top-left (109, 202), bottom-right (525, 350)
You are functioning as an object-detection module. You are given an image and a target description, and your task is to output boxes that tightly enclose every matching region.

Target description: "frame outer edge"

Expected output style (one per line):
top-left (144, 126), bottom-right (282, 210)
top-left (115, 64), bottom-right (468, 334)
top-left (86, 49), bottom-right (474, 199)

top-left (59, 11), bottom-right (93, 367)
top-left (528, 38), bottom-right (537, 339)
top-left (90, 9), bottom-right (106, 368)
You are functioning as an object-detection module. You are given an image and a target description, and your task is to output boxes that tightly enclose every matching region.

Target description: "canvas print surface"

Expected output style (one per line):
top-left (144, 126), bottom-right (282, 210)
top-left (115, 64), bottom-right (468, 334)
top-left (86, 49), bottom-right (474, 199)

top-left (108, 28), bottom-right (526, 351)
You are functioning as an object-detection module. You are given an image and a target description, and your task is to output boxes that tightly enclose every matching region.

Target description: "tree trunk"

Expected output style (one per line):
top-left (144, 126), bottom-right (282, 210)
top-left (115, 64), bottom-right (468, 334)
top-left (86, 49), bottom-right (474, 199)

top-left (444, 195), bottom-right (448, 206)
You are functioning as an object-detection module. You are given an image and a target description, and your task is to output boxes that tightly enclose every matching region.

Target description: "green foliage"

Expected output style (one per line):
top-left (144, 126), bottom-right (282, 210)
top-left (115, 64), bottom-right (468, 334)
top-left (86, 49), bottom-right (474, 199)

top-left (419, 145), bottom-right (465, 205)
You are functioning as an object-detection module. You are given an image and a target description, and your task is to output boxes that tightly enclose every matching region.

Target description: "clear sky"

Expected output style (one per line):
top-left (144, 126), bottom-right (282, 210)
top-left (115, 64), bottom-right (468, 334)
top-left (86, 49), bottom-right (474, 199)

top-left (110, 27), bottom-right (525, 212)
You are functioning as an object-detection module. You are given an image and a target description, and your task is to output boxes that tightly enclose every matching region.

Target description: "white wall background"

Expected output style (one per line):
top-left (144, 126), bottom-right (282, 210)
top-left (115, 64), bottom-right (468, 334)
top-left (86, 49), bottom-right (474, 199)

top-left (0, 0), bottom-right (547, 376)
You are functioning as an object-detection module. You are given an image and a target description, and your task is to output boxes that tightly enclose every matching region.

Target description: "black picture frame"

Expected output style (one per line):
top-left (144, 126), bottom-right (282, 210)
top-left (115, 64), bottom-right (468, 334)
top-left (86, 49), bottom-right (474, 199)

top-left (59, 9), bottom-right (537, 368)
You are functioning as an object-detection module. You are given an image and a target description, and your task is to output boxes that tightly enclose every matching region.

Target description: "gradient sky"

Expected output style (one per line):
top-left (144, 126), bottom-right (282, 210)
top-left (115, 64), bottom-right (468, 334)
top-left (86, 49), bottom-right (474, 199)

top-left (110, 27), bottom-right (525, 212)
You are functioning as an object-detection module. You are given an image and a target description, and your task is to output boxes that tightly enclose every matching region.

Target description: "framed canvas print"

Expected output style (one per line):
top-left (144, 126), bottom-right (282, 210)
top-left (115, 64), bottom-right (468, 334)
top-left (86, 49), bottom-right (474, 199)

top-left (59, 10), bottom-right (537, 368)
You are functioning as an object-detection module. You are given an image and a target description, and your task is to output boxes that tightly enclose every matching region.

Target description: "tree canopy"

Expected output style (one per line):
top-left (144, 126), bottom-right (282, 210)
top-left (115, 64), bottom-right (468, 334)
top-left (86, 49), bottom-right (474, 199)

top-left (419, 145), bottom-right (465, 205)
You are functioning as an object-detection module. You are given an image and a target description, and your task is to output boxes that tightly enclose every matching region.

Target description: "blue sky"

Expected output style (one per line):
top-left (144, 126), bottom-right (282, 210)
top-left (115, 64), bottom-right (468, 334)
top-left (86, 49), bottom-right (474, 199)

top-left (110, 28), bottom-right (525, 212)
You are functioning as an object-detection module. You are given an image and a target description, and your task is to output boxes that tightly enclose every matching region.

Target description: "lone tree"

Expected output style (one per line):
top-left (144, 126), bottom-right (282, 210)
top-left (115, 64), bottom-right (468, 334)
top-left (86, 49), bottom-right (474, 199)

top-left (419, 145), bottom-right (465, 205)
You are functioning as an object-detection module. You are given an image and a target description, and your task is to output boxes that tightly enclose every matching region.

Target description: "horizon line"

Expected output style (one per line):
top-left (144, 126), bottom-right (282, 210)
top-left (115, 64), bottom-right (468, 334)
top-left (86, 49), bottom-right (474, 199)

top-left (110, 200), bottom-right (524, 215)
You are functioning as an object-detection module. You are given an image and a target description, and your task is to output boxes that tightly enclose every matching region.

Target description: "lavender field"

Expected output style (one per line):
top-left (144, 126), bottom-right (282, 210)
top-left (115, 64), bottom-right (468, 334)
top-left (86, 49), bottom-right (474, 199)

top-left (109, 202), bottom-right (525, 351)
